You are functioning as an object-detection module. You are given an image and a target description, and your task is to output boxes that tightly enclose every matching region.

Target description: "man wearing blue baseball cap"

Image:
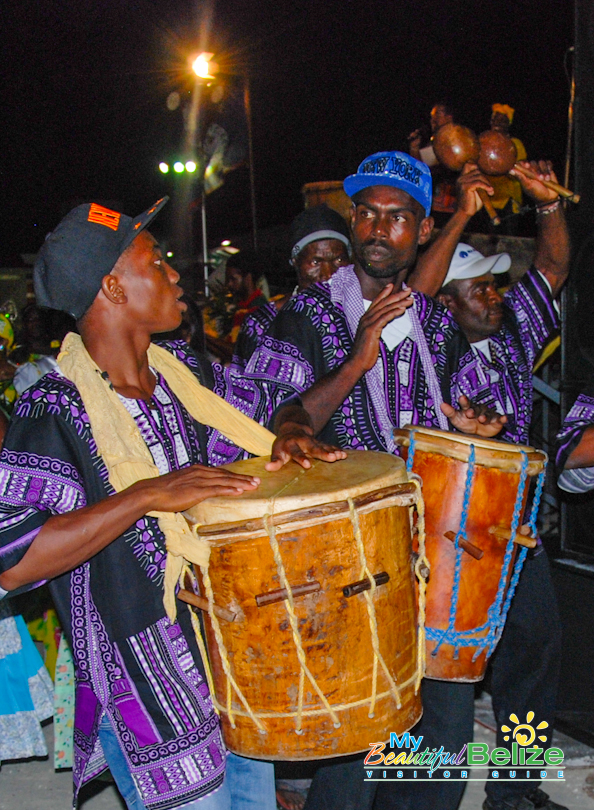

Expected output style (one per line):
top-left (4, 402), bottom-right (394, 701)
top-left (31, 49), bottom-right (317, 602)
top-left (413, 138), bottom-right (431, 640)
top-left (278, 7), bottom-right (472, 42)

top-left (245, 152), bottom-right (506, 810)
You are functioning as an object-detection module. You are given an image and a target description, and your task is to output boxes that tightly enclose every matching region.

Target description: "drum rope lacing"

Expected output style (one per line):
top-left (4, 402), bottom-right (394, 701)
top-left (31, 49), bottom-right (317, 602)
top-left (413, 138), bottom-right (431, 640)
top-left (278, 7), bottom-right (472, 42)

top-left (406, 438), bottom-right (545, 661)
top-left (489, 465), bottom-right (545, 656)
top-left (408, 477), bottom-right (429, 690)
top-left (263, 513), bottom-right (341, 732)
top-left (348, 498), bottom-right (402, 715)
top-left (200, 560), bottom-right (267, 732)
top-left (191, 461), bottom-right (427, 735)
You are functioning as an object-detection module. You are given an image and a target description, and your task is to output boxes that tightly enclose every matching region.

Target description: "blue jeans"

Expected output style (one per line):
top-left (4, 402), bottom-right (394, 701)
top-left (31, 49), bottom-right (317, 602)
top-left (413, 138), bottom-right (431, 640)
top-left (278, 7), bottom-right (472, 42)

top-left (98, 714), bottom-right (276, 809)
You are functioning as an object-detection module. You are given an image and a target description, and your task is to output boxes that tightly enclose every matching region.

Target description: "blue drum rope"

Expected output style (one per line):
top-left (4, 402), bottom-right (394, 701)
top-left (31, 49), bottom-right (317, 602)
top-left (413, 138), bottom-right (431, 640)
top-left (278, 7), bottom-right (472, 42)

top-left (406, 432), bottom-right (416, 474)
top-left (491, 464), bottom-right (545, 655)
top-left (431, 444), bottom-right (476, 659)
top-left (423, 449), bottom-right (537, 664)
top-left (480, 450), bottom-right (529, 659)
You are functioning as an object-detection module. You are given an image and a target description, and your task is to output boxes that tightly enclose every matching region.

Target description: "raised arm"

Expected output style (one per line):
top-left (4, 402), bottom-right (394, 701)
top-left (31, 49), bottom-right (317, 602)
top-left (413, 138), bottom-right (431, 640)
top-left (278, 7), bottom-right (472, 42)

top-left (510, 160), bottom-right (571, 298)
top-left (301, 285), bottom-right (414, 434)
top-left (407, 164), bottom-right (494, 296)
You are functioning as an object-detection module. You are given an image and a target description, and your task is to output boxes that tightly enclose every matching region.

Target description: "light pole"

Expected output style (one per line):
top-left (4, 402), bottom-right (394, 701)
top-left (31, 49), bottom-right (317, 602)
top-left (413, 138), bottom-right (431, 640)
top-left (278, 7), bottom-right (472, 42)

top-left (191, 53), bottom-right (217, 297)
top-left (191, 53), bottom-right (259, 254)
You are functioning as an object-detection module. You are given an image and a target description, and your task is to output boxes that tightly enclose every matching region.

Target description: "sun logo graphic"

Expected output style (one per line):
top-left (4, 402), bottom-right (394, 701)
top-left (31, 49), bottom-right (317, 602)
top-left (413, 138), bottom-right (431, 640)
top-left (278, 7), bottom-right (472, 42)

top-left (501, 712), bottom-right (549, 746)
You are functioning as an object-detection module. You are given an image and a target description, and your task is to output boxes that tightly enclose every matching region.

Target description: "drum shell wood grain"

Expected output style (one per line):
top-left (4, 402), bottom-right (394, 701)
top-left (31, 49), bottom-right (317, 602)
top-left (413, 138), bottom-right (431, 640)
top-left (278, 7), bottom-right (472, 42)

top-left (190, 453), bottom-right (421, 760)
top-left (394, 427), bottom-right (546, 683)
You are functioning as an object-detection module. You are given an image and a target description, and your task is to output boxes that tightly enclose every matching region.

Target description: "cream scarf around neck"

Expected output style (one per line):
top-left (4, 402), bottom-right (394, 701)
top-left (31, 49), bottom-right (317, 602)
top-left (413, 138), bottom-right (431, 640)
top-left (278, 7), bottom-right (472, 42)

top-left (58, 333), bottom-right (275, 620)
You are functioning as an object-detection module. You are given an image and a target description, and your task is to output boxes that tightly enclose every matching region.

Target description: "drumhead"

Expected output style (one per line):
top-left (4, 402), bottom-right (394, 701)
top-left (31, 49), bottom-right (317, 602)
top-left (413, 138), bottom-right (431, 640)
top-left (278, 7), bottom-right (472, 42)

top-left (393, 425), bottom-right (547, 474)
top-left (190, 450), bottom-right (407, 525)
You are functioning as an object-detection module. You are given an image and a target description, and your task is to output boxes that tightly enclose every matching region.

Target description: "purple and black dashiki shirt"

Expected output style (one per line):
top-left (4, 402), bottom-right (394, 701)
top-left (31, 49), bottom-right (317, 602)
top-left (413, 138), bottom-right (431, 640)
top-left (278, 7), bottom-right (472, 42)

top-left (446, 267), bottom-right (559, 446)
top-left (556, 387), bottom-right (594, 493)
top-left (232, 300), bottom-right (279, 371)
top-left (244, 265), bottom-right (458, 451)
top-left (0, 341), bottom-right (280, 810)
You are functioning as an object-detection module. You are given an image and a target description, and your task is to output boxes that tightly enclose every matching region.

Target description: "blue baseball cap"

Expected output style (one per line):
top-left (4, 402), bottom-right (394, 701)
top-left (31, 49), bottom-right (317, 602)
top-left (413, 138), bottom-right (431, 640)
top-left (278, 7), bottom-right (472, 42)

top-left (343, 151), bottom-right (432, 217)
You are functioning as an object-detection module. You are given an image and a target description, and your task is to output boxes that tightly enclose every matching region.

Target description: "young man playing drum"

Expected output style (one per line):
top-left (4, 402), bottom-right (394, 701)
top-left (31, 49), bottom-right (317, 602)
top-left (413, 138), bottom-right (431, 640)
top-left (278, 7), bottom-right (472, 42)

top-left (244, 151), bottom-right (507, 810)
top-left (0, 197), bottom-right (346, 810)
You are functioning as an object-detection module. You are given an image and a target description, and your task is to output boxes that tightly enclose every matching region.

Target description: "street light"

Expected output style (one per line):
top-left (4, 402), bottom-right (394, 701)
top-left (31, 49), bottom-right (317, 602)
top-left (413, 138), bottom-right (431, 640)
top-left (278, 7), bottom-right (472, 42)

top-left (173, 161), bottom-right (185, 173)
top-left (159, 162), bottom-right (169, 174)
top-left (191, 52), bottom-right (258, 253)
top-left (192, 53), bottom-right (218, 80)
top-left (185, 161), bottom-right (197, 173)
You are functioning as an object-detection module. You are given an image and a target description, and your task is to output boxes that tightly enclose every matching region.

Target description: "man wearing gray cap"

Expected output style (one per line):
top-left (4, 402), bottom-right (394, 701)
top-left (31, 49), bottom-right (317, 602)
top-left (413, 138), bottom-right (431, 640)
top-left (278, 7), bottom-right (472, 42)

top-left (232, 204), bottom-right (350, 370)
top-left (424, 162), bottom-right (569, 810)
top-left (0, 198), bottom-right (345, 810)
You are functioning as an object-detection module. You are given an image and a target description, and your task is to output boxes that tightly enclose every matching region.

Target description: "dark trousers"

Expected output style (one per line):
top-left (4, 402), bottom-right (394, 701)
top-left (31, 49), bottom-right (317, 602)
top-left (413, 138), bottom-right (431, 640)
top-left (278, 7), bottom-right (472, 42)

top-left (302, 752), bottom-right (377, 810)
top-left (485, 547), bottom-right (562, 804)
top-left (373, 679), bottom-right (475, 810)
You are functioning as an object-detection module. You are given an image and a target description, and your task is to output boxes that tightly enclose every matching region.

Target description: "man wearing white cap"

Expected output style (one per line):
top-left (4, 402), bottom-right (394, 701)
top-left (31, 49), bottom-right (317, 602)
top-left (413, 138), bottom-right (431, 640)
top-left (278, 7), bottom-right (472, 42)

top-left (429, 163), bottom-right (569, 810)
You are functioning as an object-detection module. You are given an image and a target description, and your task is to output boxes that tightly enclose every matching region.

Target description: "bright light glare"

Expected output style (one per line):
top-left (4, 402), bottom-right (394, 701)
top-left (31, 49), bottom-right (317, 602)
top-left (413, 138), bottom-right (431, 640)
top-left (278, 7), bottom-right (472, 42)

top-left (221, 240), bottom-right (231, 246)
top-left (192, 52), bottom-right (216, 79)
top-left (173, 162), bottom-right (184, 173)
top-left (185, 161), bottom-right (197, 173)
top-left (166, 251), bottom-right (173, 258)
top-left (159, 162), bottom-right (169, 174)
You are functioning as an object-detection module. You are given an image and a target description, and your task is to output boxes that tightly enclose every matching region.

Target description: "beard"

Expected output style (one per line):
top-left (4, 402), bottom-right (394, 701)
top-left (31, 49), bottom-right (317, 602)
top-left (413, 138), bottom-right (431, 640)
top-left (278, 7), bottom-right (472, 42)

top-left (353, 239), bottom-right (415, 279)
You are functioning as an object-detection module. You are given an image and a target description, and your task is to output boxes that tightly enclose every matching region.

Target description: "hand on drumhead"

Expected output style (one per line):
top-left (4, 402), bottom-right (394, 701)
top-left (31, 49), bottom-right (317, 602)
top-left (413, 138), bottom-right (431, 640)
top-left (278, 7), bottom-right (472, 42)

top-left (136, 464), bottom-right (260, 512)
top-left (267, 424), bottom-right (347, 471)
top-left (440, 396), bottom-right (507, 437)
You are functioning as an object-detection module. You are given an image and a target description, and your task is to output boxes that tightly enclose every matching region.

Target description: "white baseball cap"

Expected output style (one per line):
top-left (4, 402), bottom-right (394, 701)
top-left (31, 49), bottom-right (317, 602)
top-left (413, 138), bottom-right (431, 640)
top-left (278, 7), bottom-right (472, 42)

top-left (443, 243), bottom-right (511, 287)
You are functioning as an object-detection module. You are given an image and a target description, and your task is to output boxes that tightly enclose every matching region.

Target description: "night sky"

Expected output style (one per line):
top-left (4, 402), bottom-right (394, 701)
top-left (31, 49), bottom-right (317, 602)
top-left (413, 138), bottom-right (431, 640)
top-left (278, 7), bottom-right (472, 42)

top-left (1, 0), bottom-right (574, 263)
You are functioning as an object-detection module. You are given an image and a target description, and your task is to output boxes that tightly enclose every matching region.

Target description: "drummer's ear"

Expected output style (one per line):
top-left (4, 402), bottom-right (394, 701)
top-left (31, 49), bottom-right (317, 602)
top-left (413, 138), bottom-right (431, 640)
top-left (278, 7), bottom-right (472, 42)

top-left (437, 288), bottom-right (455, 311)
top-left (418, 215), bottom-right (434, 245)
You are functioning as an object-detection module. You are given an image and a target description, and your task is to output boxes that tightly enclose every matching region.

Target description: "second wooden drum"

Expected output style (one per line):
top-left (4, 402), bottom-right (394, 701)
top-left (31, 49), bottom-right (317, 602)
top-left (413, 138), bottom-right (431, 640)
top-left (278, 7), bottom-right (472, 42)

top-left (394, 426), bottom-right (547, 683)
top-left (184, 451), bottom-right (423, 760)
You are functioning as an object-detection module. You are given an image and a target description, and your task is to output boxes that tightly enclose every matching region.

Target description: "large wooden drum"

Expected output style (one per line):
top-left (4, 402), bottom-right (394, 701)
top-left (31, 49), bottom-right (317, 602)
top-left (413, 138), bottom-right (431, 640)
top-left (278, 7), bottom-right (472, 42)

top-left (394, 426), bottom-right (547, 683)
top-left (184, 451), bottom-right (423, 760)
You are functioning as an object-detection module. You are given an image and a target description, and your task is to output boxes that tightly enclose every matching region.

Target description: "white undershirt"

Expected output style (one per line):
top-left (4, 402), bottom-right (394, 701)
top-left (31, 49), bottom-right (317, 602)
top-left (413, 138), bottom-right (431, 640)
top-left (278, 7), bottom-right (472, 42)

top-left (470, 338), bottom-right (492, 363)
top-left (362, 300), bottom-right (412, 351)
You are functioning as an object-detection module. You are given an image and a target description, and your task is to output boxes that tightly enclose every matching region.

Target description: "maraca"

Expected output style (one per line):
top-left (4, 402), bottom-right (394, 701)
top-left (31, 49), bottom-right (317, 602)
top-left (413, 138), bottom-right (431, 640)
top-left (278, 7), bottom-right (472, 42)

top-left (432, 124), bottom-right (501, 225)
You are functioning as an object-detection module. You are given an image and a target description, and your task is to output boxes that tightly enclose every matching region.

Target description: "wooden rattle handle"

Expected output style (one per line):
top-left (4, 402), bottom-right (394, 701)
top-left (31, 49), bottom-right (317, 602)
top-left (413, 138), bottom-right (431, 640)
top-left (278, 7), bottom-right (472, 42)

top-left (478, 189), bottom-right (501, 226)
top-left (512, 163), bottom-right (580, 202)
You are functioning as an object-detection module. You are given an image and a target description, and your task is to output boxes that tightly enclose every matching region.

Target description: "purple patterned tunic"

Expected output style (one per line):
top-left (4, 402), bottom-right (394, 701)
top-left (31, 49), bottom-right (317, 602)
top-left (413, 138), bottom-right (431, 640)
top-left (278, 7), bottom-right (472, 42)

top-left (447, 267), bottom-right (559, 446)
top-left (232, 300), bottom-right (280, 371)
top-left (556, 389), bottom-right (594, 492)
top-left (0, 342), bottom-right (281, 809)
top-left (244, 265), bottom-right (457, 451)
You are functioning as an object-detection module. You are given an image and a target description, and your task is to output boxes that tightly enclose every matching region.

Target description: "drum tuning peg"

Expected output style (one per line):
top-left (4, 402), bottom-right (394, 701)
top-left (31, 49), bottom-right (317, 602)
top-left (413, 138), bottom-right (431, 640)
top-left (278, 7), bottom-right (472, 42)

top-left (255, 580), bottom-right (321, 607)
top-left (488, 526), bottom-right (537, 549)
top-left (178, 588), bottom-right (236, 623)
top-left (343, 571), bottom-right (390, 598)
top-left (444, 531), bottom-right (484, 560)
